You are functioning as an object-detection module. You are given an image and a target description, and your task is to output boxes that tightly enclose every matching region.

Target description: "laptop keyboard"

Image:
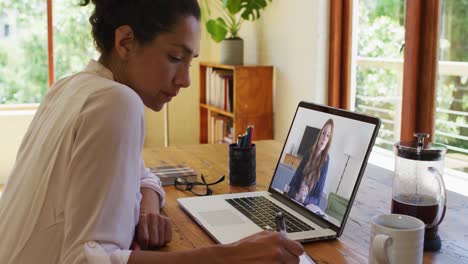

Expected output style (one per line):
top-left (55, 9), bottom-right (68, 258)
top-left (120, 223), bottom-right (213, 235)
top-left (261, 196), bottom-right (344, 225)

top-left (225, 196), bottom-right (315, 233)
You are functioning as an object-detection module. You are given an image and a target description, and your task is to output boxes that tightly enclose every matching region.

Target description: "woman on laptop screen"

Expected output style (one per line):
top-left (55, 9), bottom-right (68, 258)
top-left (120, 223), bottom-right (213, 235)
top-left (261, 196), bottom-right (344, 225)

top-left (287, 119), bottom-right (334, 207)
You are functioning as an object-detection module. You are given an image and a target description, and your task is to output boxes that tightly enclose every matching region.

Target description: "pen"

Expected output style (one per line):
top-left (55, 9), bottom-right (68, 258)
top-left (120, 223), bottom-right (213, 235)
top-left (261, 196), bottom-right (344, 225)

top-left (275, 211), bottom-right (287, 237)
top-left (276, 212), bottom-right (317, 264)
top-left (248, 125), bottom-right (254, 147)
top-left (237, 134), bottom-right (242, 147)
top-left (242, 132), bottom-right (248, 147)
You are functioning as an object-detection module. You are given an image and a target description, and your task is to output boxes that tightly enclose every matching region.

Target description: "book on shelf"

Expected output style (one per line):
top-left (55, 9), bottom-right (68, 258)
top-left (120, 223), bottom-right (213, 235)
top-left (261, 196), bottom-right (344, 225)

top-left (223, 136), bottom-right (233, 144)
top-left (204, 67), bottom-right (233, 112)
top-left (149, 165), bottom-right (197, 186)
top-left (208, 114), bottom-right (233, 144)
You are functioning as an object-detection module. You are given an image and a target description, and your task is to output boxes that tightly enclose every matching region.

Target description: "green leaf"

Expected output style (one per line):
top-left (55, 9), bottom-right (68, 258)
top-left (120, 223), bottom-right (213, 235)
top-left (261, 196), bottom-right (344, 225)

top-left (206, 18), bottom-right (229, 42)
top-left (223, 0), bottom-right (242, 15)
top-left (240, 0), bottom-right (271, 21)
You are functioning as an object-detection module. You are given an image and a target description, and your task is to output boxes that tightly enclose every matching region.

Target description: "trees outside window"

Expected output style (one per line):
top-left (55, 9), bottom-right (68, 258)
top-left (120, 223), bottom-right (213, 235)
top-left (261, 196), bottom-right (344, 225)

top-left (0, 0), bottom-right (94, 105)
top-left (354, 0), bottom-right (405, 150)
top-left (435, 0), bottom-right (468, 172)
top-left (351, 0), bottom-right (468, 173)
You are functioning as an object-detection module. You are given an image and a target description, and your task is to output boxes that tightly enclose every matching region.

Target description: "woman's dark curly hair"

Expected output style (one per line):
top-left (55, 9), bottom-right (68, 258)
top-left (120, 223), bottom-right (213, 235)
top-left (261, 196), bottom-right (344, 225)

top-left (80, 0), bottom-right (200, 54)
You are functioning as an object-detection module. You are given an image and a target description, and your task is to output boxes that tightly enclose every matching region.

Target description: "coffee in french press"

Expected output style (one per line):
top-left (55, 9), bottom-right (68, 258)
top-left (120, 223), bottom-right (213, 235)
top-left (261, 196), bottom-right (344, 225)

top-left (392, 133), bottom-right (447, 251)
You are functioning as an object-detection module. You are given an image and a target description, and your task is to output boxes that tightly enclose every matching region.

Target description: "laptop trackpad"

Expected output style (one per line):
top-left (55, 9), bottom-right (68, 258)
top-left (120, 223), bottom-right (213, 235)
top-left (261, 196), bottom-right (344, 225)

top-left (199, 210), bottom-right (245, 226)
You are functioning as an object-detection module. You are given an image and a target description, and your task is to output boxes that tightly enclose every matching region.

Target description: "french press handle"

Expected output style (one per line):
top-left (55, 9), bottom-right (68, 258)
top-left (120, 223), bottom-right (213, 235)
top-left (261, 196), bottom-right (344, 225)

top-left (427, 167), bottom-right (447, 228)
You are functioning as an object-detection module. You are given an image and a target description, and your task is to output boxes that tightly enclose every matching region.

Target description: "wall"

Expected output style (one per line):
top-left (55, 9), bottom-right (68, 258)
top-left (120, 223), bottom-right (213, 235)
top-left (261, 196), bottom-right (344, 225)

top-left (243, 0), bottom-right (330, 142)
top-left (0, 106), bottom-right (36, 182)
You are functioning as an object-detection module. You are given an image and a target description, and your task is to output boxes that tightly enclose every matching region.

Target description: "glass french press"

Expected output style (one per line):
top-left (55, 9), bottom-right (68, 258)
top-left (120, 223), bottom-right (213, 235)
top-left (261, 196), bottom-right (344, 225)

top-left (392, 133), bottom-right (447, 251)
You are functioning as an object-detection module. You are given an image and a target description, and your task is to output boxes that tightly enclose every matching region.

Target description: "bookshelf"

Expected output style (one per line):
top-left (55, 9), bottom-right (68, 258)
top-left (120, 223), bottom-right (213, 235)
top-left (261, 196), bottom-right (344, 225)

top-left (199, 62), bottom-right (273, 144)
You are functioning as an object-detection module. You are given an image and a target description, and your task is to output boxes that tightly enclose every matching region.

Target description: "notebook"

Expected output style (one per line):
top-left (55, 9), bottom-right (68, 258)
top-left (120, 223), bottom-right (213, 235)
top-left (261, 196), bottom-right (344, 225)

top-left (149, 165), bottom-right (197, 186)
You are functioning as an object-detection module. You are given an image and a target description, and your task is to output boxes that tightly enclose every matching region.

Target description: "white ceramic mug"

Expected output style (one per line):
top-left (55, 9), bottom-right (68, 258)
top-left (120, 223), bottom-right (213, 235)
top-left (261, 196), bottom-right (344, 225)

top-left (369, 214), bottom-right (425, 264)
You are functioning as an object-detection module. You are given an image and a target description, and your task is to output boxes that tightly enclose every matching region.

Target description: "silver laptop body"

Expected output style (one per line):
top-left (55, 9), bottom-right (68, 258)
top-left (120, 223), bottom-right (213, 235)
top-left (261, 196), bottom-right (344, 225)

top-left (178, 101), bottom-right (381, 244)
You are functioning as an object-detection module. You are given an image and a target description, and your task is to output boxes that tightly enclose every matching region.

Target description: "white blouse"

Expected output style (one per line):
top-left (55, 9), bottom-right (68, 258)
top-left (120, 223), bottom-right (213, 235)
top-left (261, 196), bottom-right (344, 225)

top-left (0, 60), bottom-right (165, 264)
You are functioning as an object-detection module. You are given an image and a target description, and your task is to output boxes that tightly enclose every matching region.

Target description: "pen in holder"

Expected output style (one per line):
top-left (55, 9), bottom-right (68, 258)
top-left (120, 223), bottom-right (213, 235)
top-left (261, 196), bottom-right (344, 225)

top-left (228, 143), bottom-right (256, 186)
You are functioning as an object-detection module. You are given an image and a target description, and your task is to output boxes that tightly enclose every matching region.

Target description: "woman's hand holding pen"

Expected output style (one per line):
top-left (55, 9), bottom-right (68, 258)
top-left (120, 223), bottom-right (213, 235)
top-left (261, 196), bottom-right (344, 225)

top-left (224, 231), bottom-right (304, 264)
top-left (275, 212), bottom-right (317, 264)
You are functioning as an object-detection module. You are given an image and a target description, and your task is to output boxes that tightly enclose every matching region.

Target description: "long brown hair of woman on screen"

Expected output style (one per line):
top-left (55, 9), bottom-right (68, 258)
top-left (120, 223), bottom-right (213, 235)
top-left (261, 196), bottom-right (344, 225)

top-left (302, 118), bottom-right (334, 189)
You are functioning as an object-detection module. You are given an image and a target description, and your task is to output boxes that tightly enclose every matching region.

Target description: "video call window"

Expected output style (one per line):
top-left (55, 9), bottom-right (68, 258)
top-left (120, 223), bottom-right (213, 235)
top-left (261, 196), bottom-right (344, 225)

top-left (271, 107), bottom-right (376, 227)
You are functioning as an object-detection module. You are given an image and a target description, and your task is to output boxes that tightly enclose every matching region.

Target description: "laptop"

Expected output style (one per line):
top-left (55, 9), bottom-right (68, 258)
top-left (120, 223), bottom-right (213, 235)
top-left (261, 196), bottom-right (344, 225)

top-left (178, 101), bottom-right (381, 245)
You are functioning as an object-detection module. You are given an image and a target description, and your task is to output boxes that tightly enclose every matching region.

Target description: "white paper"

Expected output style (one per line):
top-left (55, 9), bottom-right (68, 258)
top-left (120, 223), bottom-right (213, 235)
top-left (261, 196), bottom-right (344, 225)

top-left (300, 253), bottom-right (317, 264)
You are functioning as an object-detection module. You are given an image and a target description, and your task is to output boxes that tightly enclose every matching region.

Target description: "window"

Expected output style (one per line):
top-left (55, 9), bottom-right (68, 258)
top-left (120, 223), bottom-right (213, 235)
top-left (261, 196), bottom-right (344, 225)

top-left (53, 1), bottom-right (95, 83)
top-left (352, 0), bottom-right (406, 150)
top-left (436, 0), bottom-right (468, 172)
top-left (0, 0), bottom-right (94, 105)
top-left (329, 0), bottom-right (468, 174)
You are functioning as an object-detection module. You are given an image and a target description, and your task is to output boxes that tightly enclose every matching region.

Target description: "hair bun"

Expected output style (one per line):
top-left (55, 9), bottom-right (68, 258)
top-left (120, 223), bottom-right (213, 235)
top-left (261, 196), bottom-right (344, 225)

top-left (82, 0), bottom-right (200, 53)
top-left (80, 0), bottom-right (108, 7)
top-left (80, 0), bottom-right (93, 6)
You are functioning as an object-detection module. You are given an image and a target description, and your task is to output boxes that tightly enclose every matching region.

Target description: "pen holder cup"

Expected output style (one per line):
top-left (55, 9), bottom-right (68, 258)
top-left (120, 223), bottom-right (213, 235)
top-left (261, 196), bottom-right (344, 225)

top-left (228, 143), bottom-right (256, 186)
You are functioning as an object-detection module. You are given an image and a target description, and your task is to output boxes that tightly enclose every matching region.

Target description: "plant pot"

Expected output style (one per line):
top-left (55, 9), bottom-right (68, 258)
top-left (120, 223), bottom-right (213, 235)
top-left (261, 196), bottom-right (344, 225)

top-left (220, 38), bottom-right (243, 65)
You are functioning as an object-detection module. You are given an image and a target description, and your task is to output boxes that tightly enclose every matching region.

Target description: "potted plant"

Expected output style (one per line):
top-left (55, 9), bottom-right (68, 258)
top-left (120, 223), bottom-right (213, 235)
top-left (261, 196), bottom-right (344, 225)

top-left (201, 0), bottom-right (272, 65)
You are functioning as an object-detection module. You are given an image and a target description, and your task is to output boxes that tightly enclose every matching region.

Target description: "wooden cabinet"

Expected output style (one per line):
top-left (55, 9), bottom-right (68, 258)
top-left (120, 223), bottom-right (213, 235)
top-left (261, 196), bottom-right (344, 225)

top-left (199, 62), bottom-right (273, 144)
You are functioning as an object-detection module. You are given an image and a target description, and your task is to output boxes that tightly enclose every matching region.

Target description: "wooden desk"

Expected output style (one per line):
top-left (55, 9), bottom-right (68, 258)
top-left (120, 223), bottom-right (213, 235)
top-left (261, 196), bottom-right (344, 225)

top-left (143, 140), bottom-right (468, 263)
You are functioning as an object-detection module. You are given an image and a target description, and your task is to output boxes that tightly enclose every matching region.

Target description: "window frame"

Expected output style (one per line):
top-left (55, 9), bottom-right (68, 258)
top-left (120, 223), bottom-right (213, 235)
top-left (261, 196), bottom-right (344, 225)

top-left (328, 0), bottom-right (353, 110)
top-left (400, 0), bottom-right (441, 141)
top-left (47, 0), bottom-right (54, 87)
top-left (0, 0), bottom-right (54, 109)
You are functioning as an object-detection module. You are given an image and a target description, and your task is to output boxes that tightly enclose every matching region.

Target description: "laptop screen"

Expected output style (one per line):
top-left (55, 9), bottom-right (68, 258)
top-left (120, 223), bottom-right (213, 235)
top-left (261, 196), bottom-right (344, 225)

top-left (270, 102), bottom-right (379, 228)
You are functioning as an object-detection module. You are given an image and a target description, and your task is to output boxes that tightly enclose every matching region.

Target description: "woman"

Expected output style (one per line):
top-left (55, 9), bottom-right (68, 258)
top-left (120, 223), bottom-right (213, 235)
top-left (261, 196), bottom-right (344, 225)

top-left (287, 119), bottom-right (334, 206)
top-left (0, 1), bottom-right (303, 263)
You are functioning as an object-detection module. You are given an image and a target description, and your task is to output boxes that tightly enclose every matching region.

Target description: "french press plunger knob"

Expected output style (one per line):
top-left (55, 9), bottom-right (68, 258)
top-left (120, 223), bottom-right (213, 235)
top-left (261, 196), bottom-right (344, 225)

top-left (414, 133), bottom-right (430, 151)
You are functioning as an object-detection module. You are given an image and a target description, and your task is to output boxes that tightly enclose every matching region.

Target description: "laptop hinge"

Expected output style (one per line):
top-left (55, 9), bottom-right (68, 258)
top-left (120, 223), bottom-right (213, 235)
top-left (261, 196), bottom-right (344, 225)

top-left (269, 191), bottom-right (339, 232)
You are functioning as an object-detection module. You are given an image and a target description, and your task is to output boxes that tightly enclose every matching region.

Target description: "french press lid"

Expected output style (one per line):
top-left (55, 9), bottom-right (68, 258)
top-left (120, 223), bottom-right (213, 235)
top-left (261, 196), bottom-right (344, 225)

top-left (394, 133), bottom-right (447, 161)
